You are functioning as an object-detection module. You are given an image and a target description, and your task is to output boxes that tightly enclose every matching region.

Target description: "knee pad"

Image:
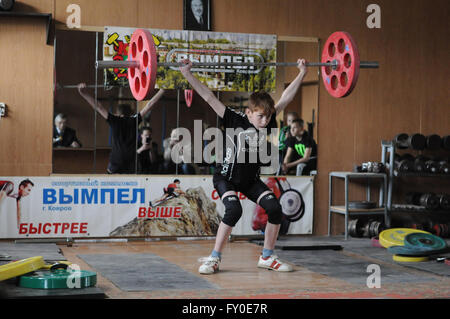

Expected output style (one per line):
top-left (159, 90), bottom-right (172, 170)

top-left (221, 195), bottom-right (242, 227)
top-left (258, 193), bottom-right (283, 225)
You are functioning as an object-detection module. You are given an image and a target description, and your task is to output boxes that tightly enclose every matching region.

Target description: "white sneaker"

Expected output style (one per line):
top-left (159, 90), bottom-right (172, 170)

top-left (198, 256), bottom-right (220, 275)
top-left (257, 255), bottom-right (293, 272)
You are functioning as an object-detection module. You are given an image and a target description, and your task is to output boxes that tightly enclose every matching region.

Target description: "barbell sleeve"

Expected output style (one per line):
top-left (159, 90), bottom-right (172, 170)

top-left (359, 61), bottom-right (379, 68)
top-left (95, 60), bottom-right (140, 69)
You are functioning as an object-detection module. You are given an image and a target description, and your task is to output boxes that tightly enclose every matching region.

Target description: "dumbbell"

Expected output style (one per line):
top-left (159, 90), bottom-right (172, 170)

top-left (405, 192), bottom-right (440, 210)
top-left (426, 134), bottom-right (442, 150)
top-left (362, 221), bottom-right (371, 238)
top-left (415, 156), bottom-right (439, 173)
top-left (394, 133), bottom-right (426, 150)
top-left (394, 153), bottom-right (414, 172)
top-left (425, 159), bottom-right (439, 173)
top-left (348, 219), bottom-right (364, 238)
top-left (438, 160), bottom-right (449, 174)
top-left (441, 135), bottom-right (450, 150)
top-left (368, 221), bottom-right (384, 238)
top-left (413, 155), bottom-right (426, 173)
top-left (437, 194), bottom-right (450, 210)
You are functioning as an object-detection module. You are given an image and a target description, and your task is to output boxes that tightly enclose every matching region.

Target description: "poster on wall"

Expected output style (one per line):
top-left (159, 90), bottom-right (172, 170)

top-left (103, 26), bottom-right (277, 92)
top-left (0, 176), bottom-right (313, 239)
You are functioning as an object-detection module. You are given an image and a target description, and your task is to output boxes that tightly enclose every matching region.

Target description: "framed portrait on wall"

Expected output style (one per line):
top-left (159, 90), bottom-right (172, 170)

top-left (183, 0), bottom-right (211, 31)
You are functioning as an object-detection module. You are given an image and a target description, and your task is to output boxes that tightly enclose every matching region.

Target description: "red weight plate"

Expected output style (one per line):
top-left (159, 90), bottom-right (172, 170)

top-left (184, 89), bottom-right (193, 107)
top-left (128, 29), bottom-right (157, 101)
top-left (321, 31), bottom-right (360, 98)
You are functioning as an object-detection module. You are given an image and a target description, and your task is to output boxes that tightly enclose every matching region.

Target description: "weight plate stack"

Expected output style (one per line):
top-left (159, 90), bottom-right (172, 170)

top-left (279, 189), bottom-right (305, 222)
top-left (348, 201), bottom-right (377, 209)
top-left (379, 228), bottom-right (430, 248)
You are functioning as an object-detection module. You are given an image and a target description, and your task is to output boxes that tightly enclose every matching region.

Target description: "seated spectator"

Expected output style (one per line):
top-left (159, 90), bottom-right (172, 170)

top-left (137, 126), bottom-right (162, 174)
top-left (53, 113), bottom-right (82, 148)
top-left (278, 111), bottom-right (299, 157)
top-left (281, 119), bottom-right (317, 176)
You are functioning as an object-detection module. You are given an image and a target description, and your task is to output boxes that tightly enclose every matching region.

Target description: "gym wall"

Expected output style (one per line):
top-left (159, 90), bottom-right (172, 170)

top-left (0, 0), bottom-right (448, 235)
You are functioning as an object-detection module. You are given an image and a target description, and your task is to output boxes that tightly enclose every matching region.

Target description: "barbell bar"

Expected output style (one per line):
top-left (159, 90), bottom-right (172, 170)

top-left (94, 29), bottom-right (379, 100)
top-left (56, 84), bottom-right (119, 89)
top-left (96, 60), bottom-right (379, 69)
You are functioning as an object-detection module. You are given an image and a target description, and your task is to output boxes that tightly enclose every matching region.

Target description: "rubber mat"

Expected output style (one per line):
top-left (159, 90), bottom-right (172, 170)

top-left (275, 249), bottom-right (438, 285)
top-left (78, 253), bottom-right (218, 291)
top-left (253, 236), bottom-right (450, 277)
top-left (346, 246), bottom-right (450, 277)
top-left (0, 243), bottom-right (66, 261)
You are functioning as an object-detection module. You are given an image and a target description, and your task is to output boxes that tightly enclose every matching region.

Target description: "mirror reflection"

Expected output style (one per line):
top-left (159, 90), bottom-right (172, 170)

top-left (53, 30), bottom-right (319, 176)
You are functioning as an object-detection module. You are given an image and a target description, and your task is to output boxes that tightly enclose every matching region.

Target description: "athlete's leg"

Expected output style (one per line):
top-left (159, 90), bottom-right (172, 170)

top-left (256, 191), bottom-right (282, 252)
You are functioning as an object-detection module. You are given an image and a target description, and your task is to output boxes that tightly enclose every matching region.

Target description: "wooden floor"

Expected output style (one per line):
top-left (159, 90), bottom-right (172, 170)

top-left (59, 239), bottom-right (450, 299)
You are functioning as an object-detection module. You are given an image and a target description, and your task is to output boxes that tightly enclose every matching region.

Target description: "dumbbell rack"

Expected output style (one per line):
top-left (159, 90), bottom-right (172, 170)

top-left (328, 171), bottom-right (388, 240)
top-left (381, 140), bottom-right (449, 214)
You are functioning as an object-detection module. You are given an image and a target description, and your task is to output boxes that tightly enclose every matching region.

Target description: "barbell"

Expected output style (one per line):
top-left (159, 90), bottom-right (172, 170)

top-left (94, 29), bottom-right (379, 101)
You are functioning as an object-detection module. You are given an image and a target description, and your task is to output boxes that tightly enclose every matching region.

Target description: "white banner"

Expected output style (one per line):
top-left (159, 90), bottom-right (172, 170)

top-left (0, 176), bottom-right (313, 239)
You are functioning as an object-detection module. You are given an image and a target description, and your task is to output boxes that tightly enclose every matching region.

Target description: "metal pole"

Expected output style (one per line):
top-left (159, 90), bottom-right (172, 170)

top-left (176, 89), bottom-right (180, 175)
top-left (93, 32), bottom-right (99, 174)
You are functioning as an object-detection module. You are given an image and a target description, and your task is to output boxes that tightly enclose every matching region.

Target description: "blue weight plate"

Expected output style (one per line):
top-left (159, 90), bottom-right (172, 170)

top-left (404, 233), bottom-right (447, 251)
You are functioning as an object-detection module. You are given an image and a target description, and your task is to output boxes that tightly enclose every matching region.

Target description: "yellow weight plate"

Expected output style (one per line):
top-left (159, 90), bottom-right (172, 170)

top-left (379, 228), bottom-right (430, 248)
top-left (393, 254), bottom-right (429, 262)
top-left (0, 256), bottom-right (45, 281)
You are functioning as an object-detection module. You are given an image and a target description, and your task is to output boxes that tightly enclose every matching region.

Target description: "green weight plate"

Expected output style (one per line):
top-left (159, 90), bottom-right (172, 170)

top-left (388, 245), bottom-right (435, 256)
top-left (404, 233), bottom-right (448, 251)
top-left (19, 269), bottom-right (96, 289)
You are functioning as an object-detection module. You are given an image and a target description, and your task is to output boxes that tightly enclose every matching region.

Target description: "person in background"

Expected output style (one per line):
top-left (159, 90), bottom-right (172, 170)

top-left (77, 83), bottom-right (165, 174)
top-left (282, 118), bottom-right (317, 176)
top-left (277, 111), bottom-right (299, 174)
top-left (137, 126), bottom-right (161, 174)
top-left (53, 113), bottom-right (82, 148)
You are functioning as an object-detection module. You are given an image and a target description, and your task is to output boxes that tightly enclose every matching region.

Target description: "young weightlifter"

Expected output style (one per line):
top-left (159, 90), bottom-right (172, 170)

top-left (179, 58), bottom-right (308, 274)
